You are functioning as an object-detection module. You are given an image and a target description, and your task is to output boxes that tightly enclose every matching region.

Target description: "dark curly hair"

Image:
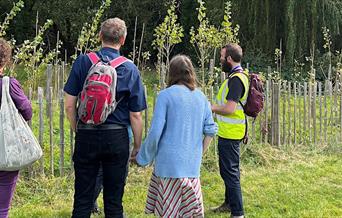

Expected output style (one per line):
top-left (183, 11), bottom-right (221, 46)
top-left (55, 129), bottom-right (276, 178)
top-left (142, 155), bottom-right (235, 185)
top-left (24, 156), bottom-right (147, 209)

top-left (0, 38), bottom-right (12, 70)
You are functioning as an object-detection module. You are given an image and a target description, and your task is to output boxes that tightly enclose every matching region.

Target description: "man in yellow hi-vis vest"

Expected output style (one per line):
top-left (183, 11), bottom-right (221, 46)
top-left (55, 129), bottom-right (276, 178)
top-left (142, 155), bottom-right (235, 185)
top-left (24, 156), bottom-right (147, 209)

top-left (211, 43), bottom-right (249, 218)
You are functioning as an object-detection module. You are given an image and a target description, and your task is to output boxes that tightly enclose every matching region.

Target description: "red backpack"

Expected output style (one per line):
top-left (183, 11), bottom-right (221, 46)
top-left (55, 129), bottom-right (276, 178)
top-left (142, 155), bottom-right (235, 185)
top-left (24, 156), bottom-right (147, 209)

top-left (241, 73), bottom-right (264, 118)
top-left (77, 52), bottom-right (129, 125)
top-left (231, 72), bottom-right (264, 144)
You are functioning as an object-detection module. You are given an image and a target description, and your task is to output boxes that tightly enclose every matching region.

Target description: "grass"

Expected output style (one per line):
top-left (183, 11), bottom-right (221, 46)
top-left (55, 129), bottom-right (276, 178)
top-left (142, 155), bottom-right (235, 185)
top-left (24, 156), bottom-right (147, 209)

top-left (9, 71), bottom-right (341, 217)
top-left (9, 144), bottom-right (342, 218)
top-left (24, 70), bottom-right (341, 176)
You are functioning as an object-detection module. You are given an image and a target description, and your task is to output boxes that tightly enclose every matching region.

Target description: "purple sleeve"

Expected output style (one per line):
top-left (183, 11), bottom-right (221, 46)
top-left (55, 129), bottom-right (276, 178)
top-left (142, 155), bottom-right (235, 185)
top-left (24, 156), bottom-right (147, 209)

top-left (9, 78), bottom-right (32, 121)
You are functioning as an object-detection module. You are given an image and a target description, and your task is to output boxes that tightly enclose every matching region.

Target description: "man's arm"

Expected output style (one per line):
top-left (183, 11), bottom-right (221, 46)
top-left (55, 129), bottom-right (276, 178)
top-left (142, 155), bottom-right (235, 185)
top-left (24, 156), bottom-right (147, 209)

top-left (212, 76), bottom-right (244, 115)
top-left (65, 93), bottom-right (77, 132)
top-left (212, 101), bottom-right (238, 115)
top-left (130, 111), bottom-right (143, 160)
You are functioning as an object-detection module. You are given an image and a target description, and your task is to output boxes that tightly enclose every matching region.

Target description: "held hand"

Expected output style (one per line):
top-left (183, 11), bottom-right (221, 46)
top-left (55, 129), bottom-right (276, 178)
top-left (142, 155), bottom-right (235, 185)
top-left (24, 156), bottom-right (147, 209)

top-left (71, 122), bottom-right (76, 132)
top-left (129, 148), bottom-right (139, 163)
top-left (211, 104), bottom-right (217, 113)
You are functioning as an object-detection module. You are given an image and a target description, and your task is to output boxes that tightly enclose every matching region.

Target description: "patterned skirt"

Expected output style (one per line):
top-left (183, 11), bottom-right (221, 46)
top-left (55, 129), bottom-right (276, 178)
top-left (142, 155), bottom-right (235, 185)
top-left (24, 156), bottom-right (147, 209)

top-left (145, 173), bottom-right (204, 218)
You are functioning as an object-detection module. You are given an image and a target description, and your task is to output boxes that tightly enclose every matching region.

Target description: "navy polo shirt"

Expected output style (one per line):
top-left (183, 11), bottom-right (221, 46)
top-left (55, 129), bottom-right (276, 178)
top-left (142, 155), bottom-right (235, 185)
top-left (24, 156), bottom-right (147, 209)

top-left (64, 47), bottom-right (147, 126)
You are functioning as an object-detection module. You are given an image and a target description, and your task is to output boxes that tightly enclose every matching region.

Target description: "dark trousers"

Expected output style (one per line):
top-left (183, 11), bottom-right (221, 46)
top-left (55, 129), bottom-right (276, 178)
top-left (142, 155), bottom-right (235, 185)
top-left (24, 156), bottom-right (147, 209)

top-left (72, 128), bottom-right (129, 218)
top-left (93, 152), bottom-right (132, 211)
top-left (218, 137), bottom-right (244, 216)
top-left (93, 166), bottom-right (103, 210)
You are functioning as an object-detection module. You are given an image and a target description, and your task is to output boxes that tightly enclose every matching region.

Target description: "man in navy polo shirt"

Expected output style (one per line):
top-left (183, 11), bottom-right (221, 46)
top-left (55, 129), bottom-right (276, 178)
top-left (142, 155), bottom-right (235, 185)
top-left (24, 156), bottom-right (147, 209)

top-left (64, 17), bottom-right (146, 218)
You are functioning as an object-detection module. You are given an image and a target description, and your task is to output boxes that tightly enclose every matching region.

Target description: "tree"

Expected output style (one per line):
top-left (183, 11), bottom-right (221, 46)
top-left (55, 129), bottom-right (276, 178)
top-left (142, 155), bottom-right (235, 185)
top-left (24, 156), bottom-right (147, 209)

top-left (219, 1), bottom-right (239, 46)
top-left (72, 0), bottom-right (112, 61)
top-left (153, 0), bottom-right (184, 85)
top-left (0, 0), bottom-right (24, 38)
top-left (190, 0), bottom-right (221, 86)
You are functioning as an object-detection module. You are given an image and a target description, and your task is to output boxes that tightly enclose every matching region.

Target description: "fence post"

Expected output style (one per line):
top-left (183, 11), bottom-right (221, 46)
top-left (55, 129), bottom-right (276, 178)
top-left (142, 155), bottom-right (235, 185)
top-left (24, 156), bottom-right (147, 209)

top-left (297, 83), bottom-right (302, 144)
top-left (46, 64), bottom-right (52, 117)
top-left (282, 81), bottom-right (287, 145)
top-left (265, 80), bottom-right (269, 144)
top-left (221, 72), bottom-right (226, 84)
top-left (267, 66), bottom-right (271, 79)
top-left (340, 77), bottom-right (342, 143)
top-left (329, 81), bottom-right (333, 140)
top-left (209, 86), bottom-right (214, 103)
top-left (270, 81), bottom-right (275, 145)
top-left (335, 81), bottom-right (340, 143)
top-left (271, 81), bottom-right (275, 145)
top-left (312, 82), bottom-right (317, 145)
top-left (67, 64), bottom-right (74, 173)
top-left (275, 82), bottom-right (281, 146)
top-left (38, 87), bottom-right (44, 176)
top-left (49, 87), bottom-right (54, 176)
top-left (153, 84), bottom-right (157, 112)
top-left (59, 64), bottom-right (65, 176)
top-left (318, 82), bottom-right (322, 144)
top-left (28, 88), bottom-right (33, 128)
top-left (144, 85), bottom-right (149, 138)
top-left (334, 82), bottom-right (338, 123)
top-left (324, 80), bottom-right (328, 143)
top-left (70, 126), bottom-right (74, 173)
top-left (55, 64), bottom-right (60, 100)
top-left (293, 82), bottom-right (297, 145)
top-left (303, 82), bottom-right (307, 143)
top-left (288, 82), bottom-right (292, 145)
top-left (271, 82), bottom-right (280, 146)
top-left (308, 82), bottom-right (312, 143)
top-left (27, 87), bottom-right (34, 177)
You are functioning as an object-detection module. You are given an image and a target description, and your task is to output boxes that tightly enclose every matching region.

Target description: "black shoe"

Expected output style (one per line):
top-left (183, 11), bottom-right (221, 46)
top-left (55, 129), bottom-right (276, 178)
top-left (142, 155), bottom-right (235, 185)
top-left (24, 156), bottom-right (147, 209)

top-left (211, 202), bottom-right (231, 213)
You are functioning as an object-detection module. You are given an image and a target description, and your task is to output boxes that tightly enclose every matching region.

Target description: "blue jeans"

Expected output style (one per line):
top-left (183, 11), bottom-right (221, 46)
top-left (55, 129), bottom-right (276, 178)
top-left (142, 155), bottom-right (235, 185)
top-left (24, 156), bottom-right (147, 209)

top-left (218, 137), bottom-right (244, 216)
top-left (72, 127), bottom-right (129, 218)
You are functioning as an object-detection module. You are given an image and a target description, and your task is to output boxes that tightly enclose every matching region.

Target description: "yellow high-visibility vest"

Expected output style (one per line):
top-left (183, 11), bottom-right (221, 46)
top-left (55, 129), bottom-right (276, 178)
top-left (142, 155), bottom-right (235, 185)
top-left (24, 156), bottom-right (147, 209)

top-left (216, 71), bottom-right (249, 140)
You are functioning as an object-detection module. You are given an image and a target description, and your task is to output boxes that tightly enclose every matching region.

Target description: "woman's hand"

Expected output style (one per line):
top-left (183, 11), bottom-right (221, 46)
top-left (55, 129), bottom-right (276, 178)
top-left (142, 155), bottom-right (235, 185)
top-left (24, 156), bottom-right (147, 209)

top-left (129, 147), bottom-right (139, 163)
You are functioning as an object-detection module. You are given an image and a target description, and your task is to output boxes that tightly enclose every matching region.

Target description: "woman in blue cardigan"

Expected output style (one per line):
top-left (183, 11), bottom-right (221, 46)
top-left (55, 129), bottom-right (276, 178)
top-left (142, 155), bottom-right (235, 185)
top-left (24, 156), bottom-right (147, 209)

top-left (136, 55), bottom-right (217, 217)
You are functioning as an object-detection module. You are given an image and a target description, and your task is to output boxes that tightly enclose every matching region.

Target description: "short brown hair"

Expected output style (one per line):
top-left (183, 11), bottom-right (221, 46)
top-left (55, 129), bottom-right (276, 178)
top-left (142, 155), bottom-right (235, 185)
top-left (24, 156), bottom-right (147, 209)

top-left (0, 38), bottom-right (12, 69)
top-left (100, 18), bottom-right (127, 44)
top-left (224, 43), bottom-right (243, 63)
top-left (168, 55), bottom-right (197, 91)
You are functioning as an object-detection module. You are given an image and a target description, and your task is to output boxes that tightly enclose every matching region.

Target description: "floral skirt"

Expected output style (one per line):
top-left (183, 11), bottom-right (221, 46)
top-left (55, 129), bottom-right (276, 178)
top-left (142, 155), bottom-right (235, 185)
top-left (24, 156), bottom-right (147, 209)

top-left (145, 173), bottom-right (204, 218)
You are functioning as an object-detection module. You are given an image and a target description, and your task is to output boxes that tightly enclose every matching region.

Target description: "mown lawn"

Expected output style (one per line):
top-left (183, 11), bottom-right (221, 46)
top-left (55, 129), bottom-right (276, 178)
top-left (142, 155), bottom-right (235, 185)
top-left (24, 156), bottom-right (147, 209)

top-left (9, 145), bottom-right (342, 218)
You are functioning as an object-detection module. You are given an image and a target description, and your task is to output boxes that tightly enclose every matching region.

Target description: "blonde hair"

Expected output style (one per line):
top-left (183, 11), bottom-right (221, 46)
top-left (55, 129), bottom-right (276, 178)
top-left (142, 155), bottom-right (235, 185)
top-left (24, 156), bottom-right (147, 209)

top-left (100, 18), bottom-right (127, 44)
top-left (168, 55), bottom-right (197, 91)
top-left (0, 38), bottom-right (12, 69)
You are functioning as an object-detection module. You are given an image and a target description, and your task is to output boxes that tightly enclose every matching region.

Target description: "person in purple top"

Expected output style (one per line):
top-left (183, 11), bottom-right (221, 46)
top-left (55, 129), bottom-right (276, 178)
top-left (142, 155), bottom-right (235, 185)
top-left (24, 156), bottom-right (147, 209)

top-left (0, 38), bottom-right (33, 218)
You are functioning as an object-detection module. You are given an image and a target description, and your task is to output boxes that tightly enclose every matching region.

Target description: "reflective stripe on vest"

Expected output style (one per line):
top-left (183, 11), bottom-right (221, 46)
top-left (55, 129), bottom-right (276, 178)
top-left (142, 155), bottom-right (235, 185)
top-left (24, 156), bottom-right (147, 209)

top-left (216, 71), bottom-right (249, 140)
top-left (217, 115), bottom-right (245, 124)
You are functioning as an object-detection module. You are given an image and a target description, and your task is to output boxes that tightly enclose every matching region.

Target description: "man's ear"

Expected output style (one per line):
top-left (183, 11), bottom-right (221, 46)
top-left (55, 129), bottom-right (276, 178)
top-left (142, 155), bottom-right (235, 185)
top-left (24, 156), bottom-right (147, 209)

top-left (99, 32), bottom-right (103, 42)
top-left (119, 36), bottom-right (126, 46)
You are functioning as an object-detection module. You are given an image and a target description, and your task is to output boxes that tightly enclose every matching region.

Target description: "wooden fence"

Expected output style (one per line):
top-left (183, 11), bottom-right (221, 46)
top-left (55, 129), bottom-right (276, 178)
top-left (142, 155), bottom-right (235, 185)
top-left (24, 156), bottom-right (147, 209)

top-left (24, 63), bottom-right (342, 177)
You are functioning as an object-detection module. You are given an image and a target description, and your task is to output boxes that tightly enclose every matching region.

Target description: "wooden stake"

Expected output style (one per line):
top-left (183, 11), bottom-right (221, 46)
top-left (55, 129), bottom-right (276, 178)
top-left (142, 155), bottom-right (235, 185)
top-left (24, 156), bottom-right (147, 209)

top-left (132, 16), bottom-right (138, 63)
top-left (38, 87), bottom-right (44, 176)
top-left (137, 23), bottom-right (145, 70)
top-left (59, 64), bottom-right (65, 176)
top-left (49, 87), bottom-right (54, 176)
top-left (293, 82), bottom-right (297, 145)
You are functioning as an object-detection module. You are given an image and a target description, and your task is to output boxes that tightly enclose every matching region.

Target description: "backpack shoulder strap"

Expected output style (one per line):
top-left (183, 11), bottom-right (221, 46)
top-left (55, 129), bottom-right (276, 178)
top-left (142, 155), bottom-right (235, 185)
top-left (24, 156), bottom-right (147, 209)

top-left (87, 52), bottom-right (101, 65)
top-left (109, 56), bottom-right (130, 68)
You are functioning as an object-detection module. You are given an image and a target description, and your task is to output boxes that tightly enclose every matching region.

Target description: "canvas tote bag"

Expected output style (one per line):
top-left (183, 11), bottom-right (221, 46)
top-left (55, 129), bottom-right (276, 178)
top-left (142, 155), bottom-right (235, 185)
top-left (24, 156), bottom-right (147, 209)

top-left (0, 76), bottom-right (42, 171)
